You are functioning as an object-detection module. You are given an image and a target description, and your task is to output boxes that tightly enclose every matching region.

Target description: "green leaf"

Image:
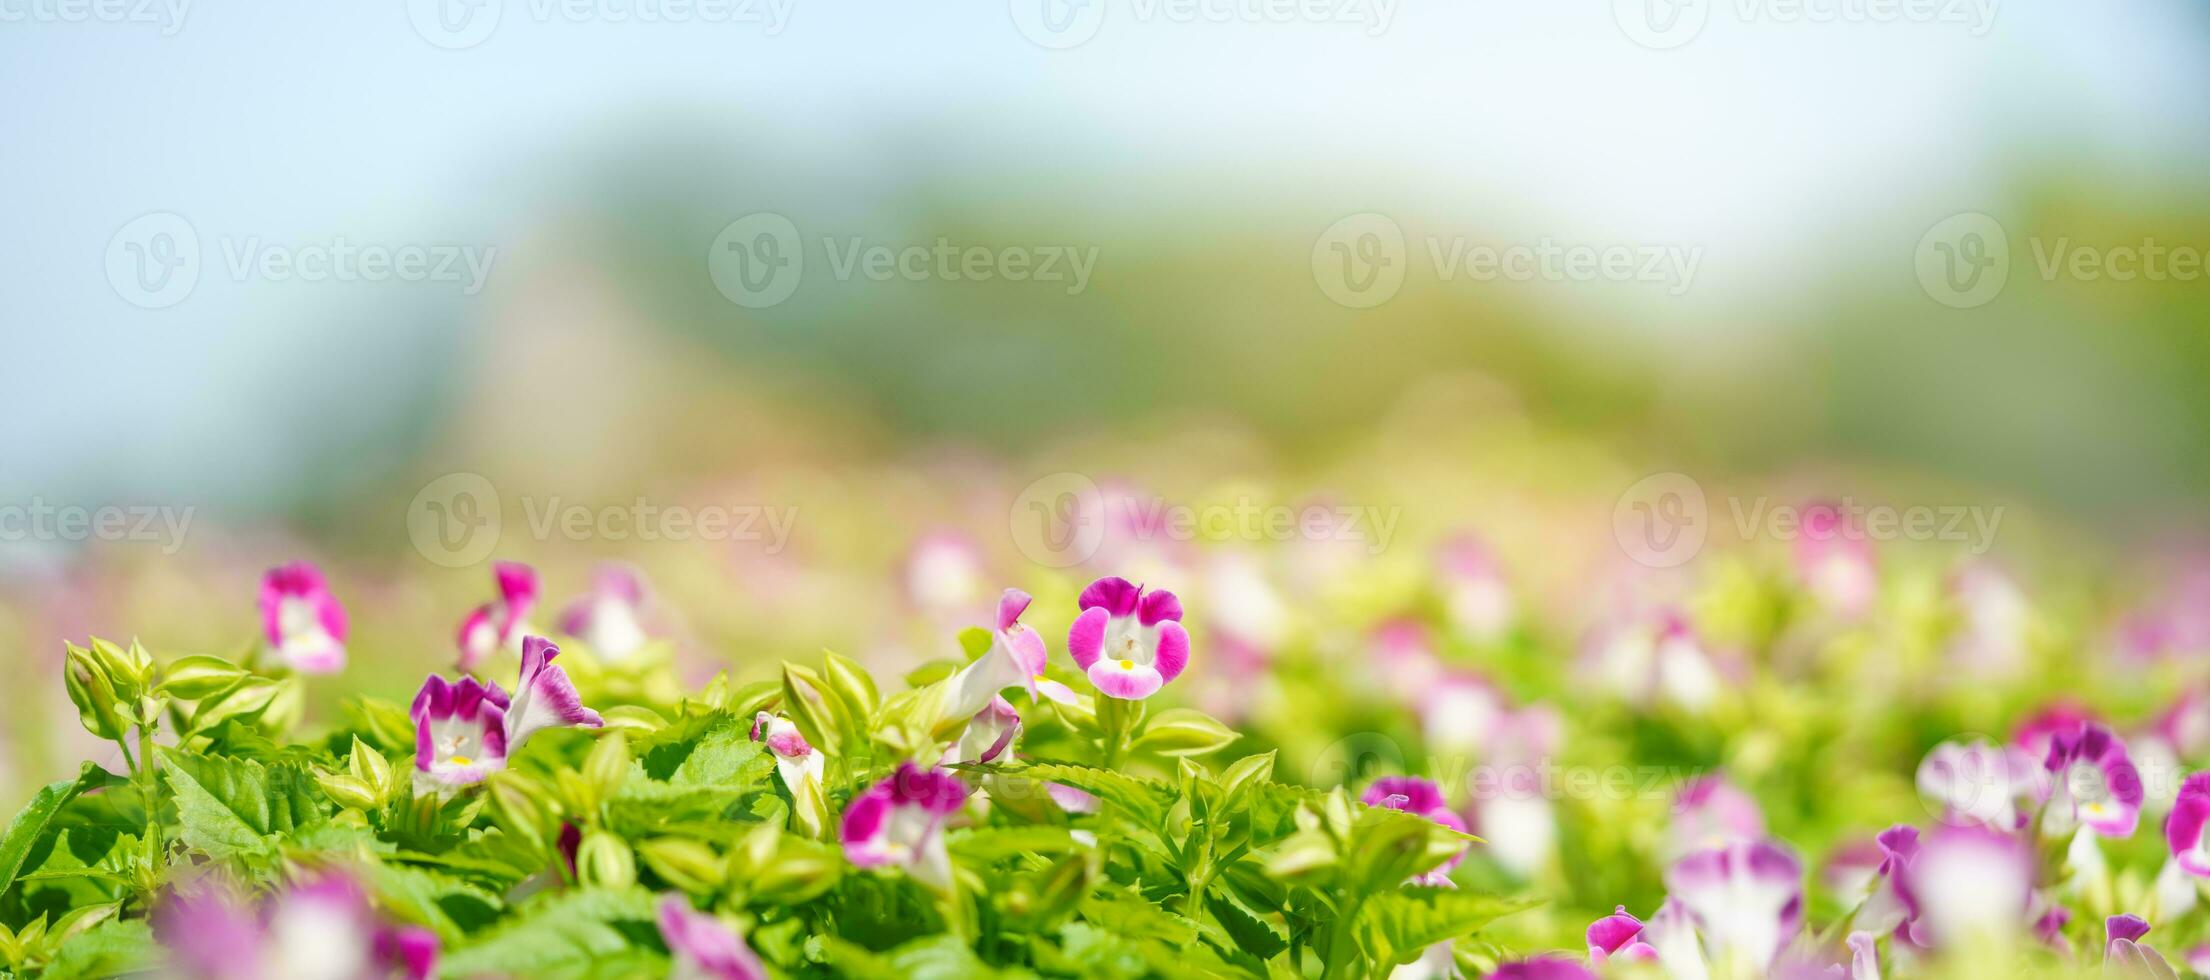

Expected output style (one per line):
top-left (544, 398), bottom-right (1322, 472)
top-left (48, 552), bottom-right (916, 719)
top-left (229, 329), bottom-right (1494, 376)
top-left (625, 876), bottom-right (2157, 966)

top-left (1356, 889), bottom-right (1540, 968)
top-left (37, 917), bottom-right (158, 980)
top-left (0, 763), bottom-right (107, 897)
top-left (1207, 889), bottom-right (1288, 961)
top-left (1131, 708), bottom-right (1240, 757)
top-left (439, 887), bottom-right (663, 979)
top-left (1018, 763), bottom-right (1176, 824)
top-left (159, 747), bottom-right (329, 861)
top-left (947, 826), bottom-right (1084, 863)
top-left (363, 860), bottom-right (505, 942)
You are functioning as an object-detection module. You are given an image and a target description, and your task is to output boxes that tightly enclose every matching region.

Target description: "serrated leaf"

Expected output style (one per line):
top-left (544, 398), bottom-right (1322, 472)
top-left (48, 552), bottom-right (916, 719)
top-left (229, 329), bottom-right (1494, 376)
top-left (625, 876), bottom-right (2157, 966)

top-left (159, 748), bottom-right (329, 861)
top-left (37, 917), bottom-right (157, 980)
top-left (1132, 708), bottom-right (1240, 757)
top-left (1018, 763), bottom-right (1176, 824)
top-left (1208, 889), bottom-right (1288, 961)
top-left (439, 887), bottom-right (662, 978)
top-left (1356, 889), bottom-right (1540, 968)
top-left (0, 763), bottom-right (107, 897)
top-left (363, 860), bottom-right (505, 942)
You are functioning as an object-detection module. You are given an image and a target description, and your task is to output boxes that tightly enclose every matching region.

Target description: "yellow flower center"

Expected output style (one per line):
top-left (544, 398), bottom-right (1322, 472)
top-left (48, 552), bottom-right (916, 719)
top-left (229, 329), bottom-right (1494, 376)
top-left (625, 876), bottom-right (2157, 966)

top-left (1119, 659), bottom-right (1135, 670)
top-left (450, 755), bottom-right (474, 766)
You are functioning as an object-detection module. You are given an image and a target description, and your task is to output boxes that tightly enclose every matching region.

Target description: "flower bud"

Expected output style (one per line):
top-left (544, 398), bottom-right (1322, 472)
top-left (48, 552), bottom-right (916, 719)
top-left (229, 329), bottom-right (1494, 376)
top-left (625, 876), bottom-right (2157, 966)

top-left (64, 642), bottom-right (131, 741)
top-left (638, 838), bottom-right (725, 894)
top-left (316, 773), bottom-right (381, 811)
top-left (582, 732), bottom-right (631, 805)
top-left (577, 830), bottom-right (635, 890)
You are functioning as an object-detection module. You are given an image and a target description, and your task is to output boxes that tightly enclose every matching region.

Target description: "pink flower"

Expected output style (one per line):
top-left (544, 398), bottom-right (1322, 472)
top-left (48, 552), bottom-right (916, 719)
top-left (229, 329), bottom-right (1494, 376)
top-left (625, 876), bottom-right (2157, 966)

top-left (458, 561), bottom-right (538, 671)
top-left (1668, 776), bottom-right (1766, 856)
top-left (1581, 606), bottom-right (1724, 711)
top-left (1916, 738), bottom-right (2024, 829)
top-left (2040, 723), bottom-right (2144, 839)
top-left (1485, 957), bottom-right (1595, 980)
top-left (1586, 906), bottom-right (1657, 964)
top-left (656, 895), bottom-right (766, 980)
top-left (412, 635), bottom-right (600, 791)
top-left (2105, 914), bottom-right (2178, 978)
top-left (1795, 500), bottom-right (1878, 618)
top-left (947, 696), bottom-right (1022, 766)
top-left (903, 530), bottom-right (986, 619)
top-left (1437, 534), bottom-right (1516, 642)
top-left (945, 588), bottom-right (1078, 726)
top-left (260, 561), bottom-right (348, 674)
top-left (840, 763), bottom-right (970, 892)
top-left (1066, 577), bottom-right (1191, 701)
top-left (154, 873), bottom-right (436, 980)
top-left (2165, 772), bottom-right (2210, 877)
top-left (1895, 825), bottom-right (2034, 946)
top-left (1363, 776), bottom-right (1468, 886)
top-left (556, 563), bottom-right (654, 662)
top-left (751, 711), bottom-right (824, 795)
top-left (1662, 840), bottom-right (1805, 975)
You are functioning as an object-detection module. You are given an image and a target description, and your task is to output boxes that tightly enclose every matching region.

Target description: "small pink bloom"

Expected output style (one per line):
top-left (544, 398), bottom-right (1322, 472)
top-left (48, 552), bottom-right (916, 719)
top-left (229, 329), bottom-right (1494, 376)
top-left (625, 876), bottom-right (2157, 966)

top-left (1895, 825), bottom-right (2034, 946)
top-left (260, 561), bottom-right (348, 674)
top-left (412, 635), bottom-right (599, 792)
top-left (656, 895), bottom-right (767, 980)
top-left (1485, 957), bottom-right (1595, 980)
top-left (1663, 840), bottom-right (1805, 973)
top-left (1795, 500), bottom-right (1878, 618)
top-left (2105, 914), bottom-right (2178, 978)
top-left (1067, 577), bottom-right (1190, 701)
top-left (155, 872), bottom-right (437, 980)
top-left (1046, 782), bottom-right (1101, 814)
top-left (458, 561), bottom-right (539, 671)
top-left (1437, 534), bottom-right (1516, 642)
top-left (1581, 606), bottom-right (1724, 711)
top-left (1363, 775), bottom-right (1468, 886)
top-left (1586, 906), bottom-right (1657, 964)
top-left (903, 529), bottom-right (985, 618)
top-left (2041, 723), bottom-right (2143, 839)
top-left (1916, 738), bottom-right (2023, 829)
top-left (556, 563), bottom-right (654, 662)
top-left (948, 696), bottom-right (1022, 766)
top-left (840, 763), bottom-right (970, 891)
top-left (1669, 775), bottom-right (1765, 856)
top-left (2165, 773), bottom-right (2210, 877)
top-left (947, 588), bottom-right (1077, 721)
top-left (751, 711), bottom-right (824, 794)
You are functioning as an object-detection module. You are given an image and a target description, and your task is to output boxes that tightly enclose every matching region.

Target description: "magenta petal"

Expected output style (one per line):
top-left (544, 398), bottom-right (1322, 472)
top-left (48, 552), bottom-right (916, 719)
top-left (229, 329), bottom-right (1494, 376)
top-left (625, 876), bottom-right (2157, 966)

top-left (1006, 625), bottom-right (1048, 677)
top-left (495, 560), bottom-right (539, 605)
top-left (656, 895), bottom-right (767, 980)
top-left (1364, 776), bottom-right (1449, 815)
top-left (1068, 606), bottom-right (1109, 670)
top-left (1088, 660), bottom-right (1163, 700)
top-left (1151, 620), bottom-right (1190, 684)
top-left (504, 656), bottom-right (602, 749)
top-left (2170, 773), bottom-right (2210, 875)
top-left (375, 925), bottom-right (440, 980)
top-left (1487, 957), bottom-right (1597, 980)
top-left (1079, 576), bottom-right (1141, 616)
top-left (1586, 906), bottom-right (1646, 959)
top-left (997, 588), bottom-right (1033, 631)
top-left (1137, 588), bottom-right (1183, 626)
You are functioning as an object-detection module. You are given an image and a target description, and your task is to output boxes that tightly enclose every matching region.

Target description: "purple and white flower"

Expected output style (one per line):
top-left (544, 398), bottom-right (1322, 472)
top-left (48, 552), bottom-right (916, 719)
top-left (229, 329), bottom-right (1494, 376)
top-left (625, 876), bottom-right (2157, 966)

top-left (458, 561), bottom-right (539, 671)
top-left (1947, 564), bottom-right (2031, 676)
top-left (154, 873), bottom-right (437, 980)
top-left (1916, 738), bottom-right (2023, 829)
top-left (1363, 775), bottom-right (1469, 886)
top-left (1895, 825), bottom-right (2034, 946)
top-left (1661, 840), bottom-right (1805, 976)
top-left (1851, 825), bottom-right (1921, 937)
top-left (1484, 957), bottom-right (1594, 980)
top-left (410, 675), bottom-right (510, 790)
top-left (1581, 606), bottom-right (1724, 712)
top-left (2105, 914), bottom-right (2179, 978)
top-left (412, 636), bottom-right (600, 791)
top-left (948, 589), bottom-right (1078, 723)
top-left (657, 895), bottom-right (767, 980)
top-left (2040, 723), bottom-right (2144, 839)
top-left (260, 561), bottom-right (348, 674)
top-left (557, 563), bottom-right (654, 662)
top-left (947, 695), bottom-right (1022, 766)
top-left (840, 763), bottom-right (970, 892)
top-left (1067, 577), bottom-right (1191, 701)
top-left (1668, 776), bottom-right (1765, 857)
top-left (751, 711), bottom-right (825, 795)
top-left (2164, 772), bottom-right (2210, 877)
